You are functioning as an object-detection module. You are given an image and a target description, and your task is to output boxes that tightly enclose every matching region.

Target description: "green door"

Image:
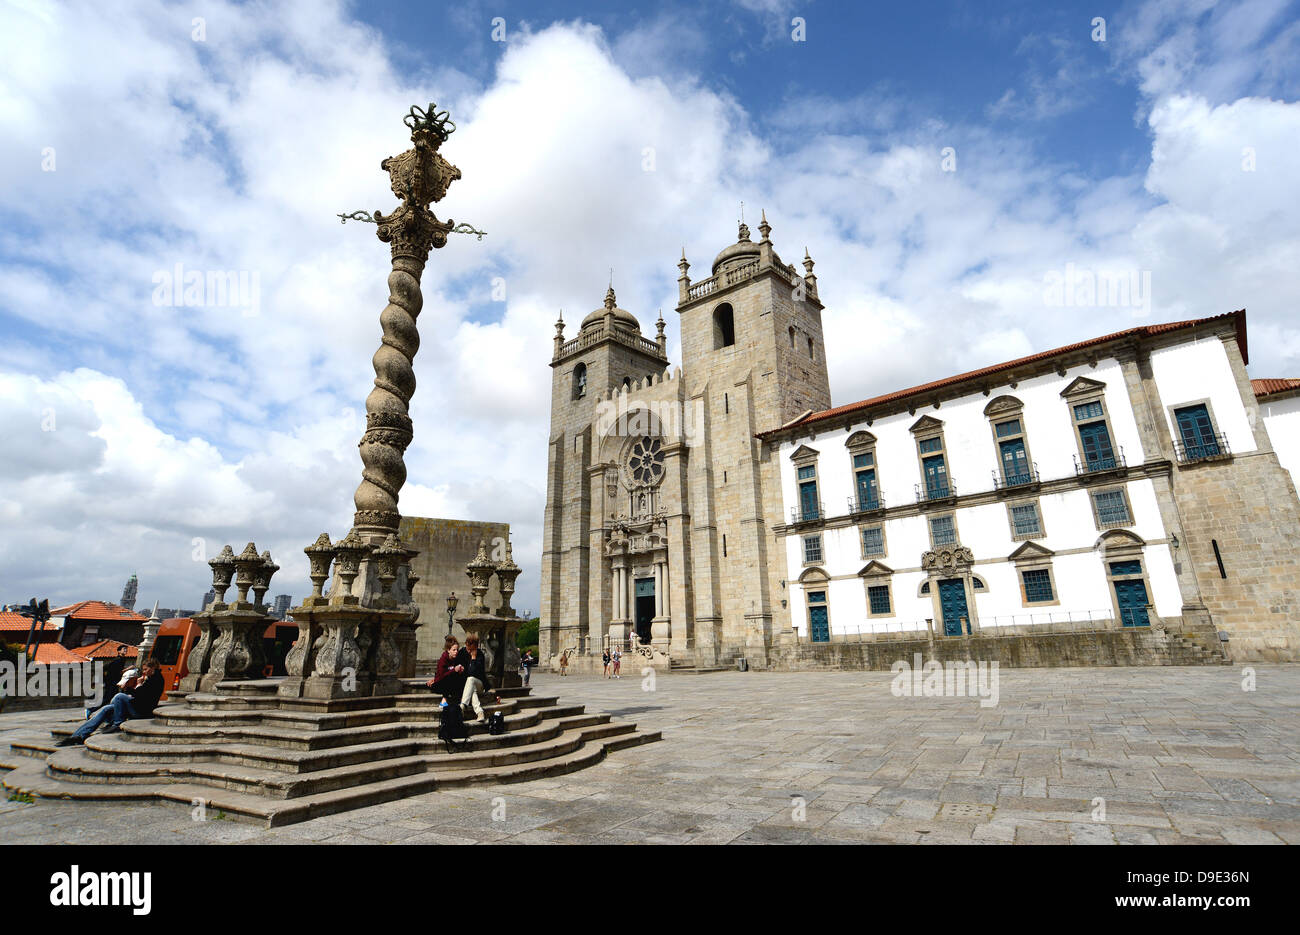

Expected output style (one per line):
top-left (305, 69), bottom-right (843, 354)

top-left (807, 590), bottom-right (829, 642)
top-left (938, 579), bottom-right (969, 636)
top-left (1114, 581), bottom-right (1150, 627)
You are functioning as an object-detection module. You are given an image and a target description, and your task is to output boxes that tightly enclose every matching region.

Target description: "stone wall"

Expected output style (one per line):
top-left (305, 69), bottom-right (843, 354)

top-left (770, 625), bottom-right (1225, 670)
top-left (1169, 450), bottom-right (1300, 662)
top-left (400, 516), bottom-right (510, 673)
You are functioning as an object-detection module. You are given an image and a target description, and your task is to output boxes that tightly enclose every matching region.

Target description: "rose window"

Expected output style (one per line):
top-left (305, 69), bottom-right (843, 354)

top-left (628, 437), bottom-right (665, 485)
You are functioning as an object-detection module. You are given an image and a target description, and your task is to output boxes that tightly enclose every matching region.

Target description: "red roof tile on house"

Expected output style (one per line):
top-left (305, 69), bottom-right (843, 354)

top-left (71, 639), bottom-right (139, 660)
top-left (32, 643), bottom-right (88, 664)
top-left (760, 310), bottom-right (1248, 438)
top-left (1252, 378), bottom-right (1300, 399)
top-left (51, 601), bottom-right (148, 622)
top-left (0, 611), bottom-right (57, 633)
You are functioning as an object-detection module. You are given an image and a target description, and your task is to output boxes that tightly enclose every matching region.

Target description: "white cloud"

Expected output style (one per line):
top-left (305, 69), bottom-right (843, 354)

top-left (0, 0), bottom-right (1297, 616)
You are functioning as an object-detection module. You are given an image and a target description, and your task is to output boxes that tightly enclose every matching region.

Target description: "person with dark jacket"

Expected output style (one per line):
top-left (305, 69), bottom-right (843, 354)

top-left (58, 659), bottom-right (163, 746)
top-left (427, 635), bottom-right (464, 702)
top-left (85, 645), bottom-right (132, 718)
top-left (451, 633), bottom-right (498, 721)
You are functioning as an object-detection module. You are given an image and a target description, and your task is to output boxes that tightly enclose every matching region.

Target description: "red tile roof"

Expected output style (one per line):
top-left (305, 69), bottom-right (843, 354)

top-left (760, 310), bottom-right (1248, 438)
top-left (0, 611), bottom-right (56, 633)
top-left (51, 601), bottom-right (148, 622)
top-left (32, 643), bottom-right (89, 664)
top-left (1252, 378), bottom-right (1300, 399)
top-left (72, 639), bottom-right (139, 660)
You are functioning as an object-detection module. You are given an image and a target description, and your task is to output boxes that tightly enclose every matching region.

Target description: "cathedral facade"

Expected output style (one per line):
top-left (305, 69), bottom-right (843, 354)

top-left (540, 220), bottom-right (1300, 669)
top-left (541, 216), bottom-right (824, 668)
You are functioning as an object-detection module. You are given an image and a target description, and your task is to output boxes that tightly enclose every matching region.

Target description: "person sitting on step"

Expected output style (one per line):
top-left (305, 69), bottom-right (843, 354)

top-left (58, 659), bottom-right (163, 747)
top-left (427, 634), bottom-right (462, 706)
top-left (455, 633), bottom-right (494, 721)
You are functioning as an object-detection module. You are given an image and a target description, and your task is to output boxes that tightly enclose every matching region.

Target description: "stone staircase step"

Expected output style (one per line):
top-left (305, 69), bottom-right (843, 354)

top-left (3, 724), bottom-right (662, 826)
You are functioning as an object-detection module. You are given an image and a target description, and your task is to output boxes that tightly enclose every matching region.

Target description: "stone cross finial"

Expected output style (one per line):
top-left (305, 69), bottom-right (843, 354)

top-left (604, 285), bottom-right (617, 309)
top-left (738, 221), bottom-right (751, 242)
top-left (304, 534), bottom-right (336, 600)
top-left (466, 539), bottom-right (496, 615)
top-left (208, 545), bottom-right (236, 604)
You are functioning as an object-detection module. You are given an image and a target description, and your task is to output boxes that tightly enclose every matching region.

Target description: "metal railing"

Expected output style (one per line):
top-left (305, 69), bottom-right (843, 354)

top-left (847, 493), bottom-right (885, 514)
top-left (915, 481), bottom-right (957, 503)
top-left (993, 463), bottom-right (1040, 489)
top-left (1175, 433), bottom-right (1230, 464)
top-left (1073, 446), bottom-right (1126, 476)
top-left (802, 609), bottom-right (1136, 644)
top-left (790, 502), bottom-right (825, 524)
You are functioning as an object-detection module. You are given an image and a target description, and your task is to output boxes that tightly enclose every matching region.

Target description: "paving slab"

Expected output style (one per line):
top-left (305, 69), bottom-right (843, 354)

top-left (3, 666), bottom-right (1298, 844)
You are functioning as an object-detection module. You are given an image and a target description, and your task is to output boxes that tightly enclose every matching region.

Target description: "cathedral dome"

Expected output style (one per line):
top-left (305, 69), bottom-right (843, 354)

top-left (710, 220), bottom-right (783, 275)
top-left (580, 286), bottom-right (642, 332)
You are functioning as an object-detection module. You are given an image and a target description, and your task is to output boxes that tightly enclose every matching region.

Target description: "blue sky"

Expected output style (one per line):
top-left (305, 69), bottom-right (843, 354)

top-left (0, 0), bottom-right (1298, 612)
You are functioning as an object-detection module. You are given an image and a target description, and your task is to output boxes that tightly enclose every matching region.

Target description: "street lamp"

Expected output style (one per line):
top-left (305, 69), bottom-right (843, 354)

top-left (446, 591), bottom-right (458, 636)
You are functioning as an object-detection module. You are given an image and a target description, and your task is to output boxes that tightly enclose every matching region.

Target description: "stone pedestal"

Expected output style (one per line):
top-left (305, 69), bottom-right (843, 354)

top-left (279, 599), bottom-right (325, 699)
top-left (199, 605), bottom-right (272, 691)
top-left (456, 613), bottom-right (522, 689)
top-left (178, 609), bottom-right (219, 692)
top-left (300, 604), bottom-right (370, 700)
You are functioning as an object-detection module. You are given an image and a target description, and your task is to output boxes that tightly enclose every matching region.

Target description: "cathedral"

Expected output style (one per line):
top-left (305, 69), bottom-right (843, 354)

top-left (540, 217), bottom-right (1300, 669)
top-left (541, 215), bottom-right (820, 668)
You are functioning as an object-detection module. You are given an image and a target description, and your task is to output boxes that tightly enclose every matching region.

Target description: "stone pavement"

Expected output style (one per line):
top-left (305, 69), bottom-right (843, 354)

top-left (2, 665), bottom-right (1297, 844)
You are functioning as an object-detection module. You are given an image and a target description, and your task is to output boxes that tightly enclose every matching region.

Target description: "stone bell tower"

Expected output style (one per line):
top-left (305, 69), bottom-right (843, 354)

top-left (674, 213), bottom-right (832, 665)
top-left (540, 286), bottom-right (669, 660)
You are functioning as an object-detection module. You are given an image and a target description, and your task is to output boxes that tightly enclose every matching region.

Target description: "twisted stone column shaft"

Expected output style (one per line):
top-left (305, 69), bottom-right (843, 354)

top-left (353, 255), bottom-right (424, 534)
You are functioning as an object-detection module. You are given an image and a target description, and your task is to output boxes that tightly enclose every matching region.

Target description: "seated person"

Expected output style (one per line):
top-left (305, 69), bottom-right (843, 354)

top-left (442, 633), bottom-right (502, 722)
top-left (426, 635), bottom-right (462, 705)
top-left (58, 659), bottom-right (164, 746)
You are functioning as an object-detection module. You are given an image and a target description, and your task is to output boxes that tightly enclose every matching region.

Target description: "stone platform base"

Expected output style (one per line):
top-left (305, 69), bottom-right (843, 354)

top-left (770, 621), bottom-right (1231, 670)
top-left (1, 677), bottom-right (659, 827)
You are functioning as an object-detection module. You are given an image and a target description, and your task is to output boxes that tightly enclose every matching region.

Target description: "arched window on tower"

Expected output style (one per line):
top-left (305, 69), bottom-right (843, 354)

top-left (573, 362), bottom-right (587, 400)
top-left (713, 303), bottom-right (736, 349)
top-left (807, 336), bottom-right (815, 360)
top-left (789, 326), bottom-right (796, 348)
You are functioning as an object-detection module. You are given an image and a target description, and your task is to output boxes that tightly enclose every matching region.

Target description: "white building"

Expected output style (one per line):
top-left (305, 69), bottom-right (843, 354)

top-left (762, 310), bottom-right (1300, 662)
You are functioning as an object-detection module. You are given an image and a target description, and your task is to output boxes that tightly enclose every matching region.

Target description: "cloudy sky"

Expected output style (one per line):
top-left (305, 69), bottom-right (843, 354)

top-left (1, 0), bottom-right (1297, 614)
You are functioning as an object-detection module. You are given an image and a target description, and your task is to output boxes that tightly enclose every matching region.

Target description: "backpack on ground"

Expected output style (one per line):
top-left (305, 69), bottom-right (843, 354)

top-left (487, 711), bottom-right (506, 735)
top-left (439, 698), bottom-right (469, 752)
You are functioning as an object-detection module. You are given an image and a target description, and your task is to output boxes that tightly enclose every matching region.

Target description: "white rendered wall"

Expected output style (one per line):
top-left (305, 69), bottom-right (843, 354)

top-left (1260, 394), bottom-right (1300, 490)
top-left (1148, 339), bottom-right (1257, 455)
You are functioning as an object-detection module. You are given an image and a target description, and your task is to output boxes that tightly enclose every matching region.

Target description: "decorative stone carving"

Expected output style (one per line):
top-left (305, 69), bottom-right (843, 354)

top-left (466, 539), bottom-right (495, 614)
top-left (208, 545), bottom-right (236, 605)
top-left (494, 540), bottom-right (521, 618)
top-left (232, 543), bottom-right (262, 605)
top-left (252, 550), bottom-right (279, 609)
top-left (332, 530), bottom-right (370, 604)
top-left (921, 546), bottom-right (975, 572)
top-left (304, 533), bottom-right (336, 603)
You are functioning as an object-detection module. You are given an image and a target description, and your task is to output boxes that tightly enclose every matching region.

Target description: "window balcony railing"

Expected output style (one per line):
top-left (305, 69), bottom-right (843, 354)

top-left (1073, 446), bottom-right (1126, 476)
top-left (1175, 433), bottom-right (1230, 464)
top-left (791, 502), bottom-right (825, 524)
top-left (915, 481), bottom-right (957, 503)
top-left (847, 494), bottom-right (885, 514)
top-left (993, 463), bottom-right (1040, 490)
